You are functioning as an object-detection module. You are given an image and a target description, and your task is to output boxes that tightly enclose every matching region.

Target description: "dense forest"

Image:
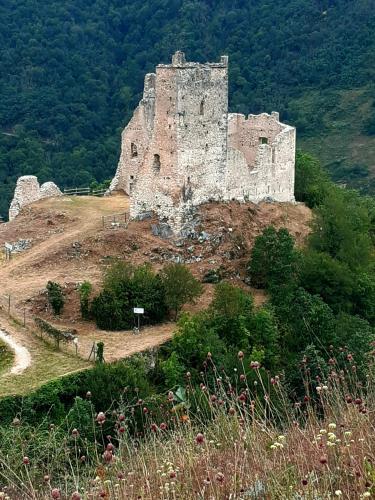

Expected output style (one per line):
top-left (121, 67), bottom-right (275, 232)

top-left (0, 0), bottom-right (374, 218)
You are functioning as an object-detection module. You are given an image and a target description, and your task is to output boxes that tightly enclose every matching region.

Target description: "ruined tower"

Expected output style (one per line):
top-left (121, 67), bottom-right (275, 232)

top-left (109, 52), bottom-right (295, 234)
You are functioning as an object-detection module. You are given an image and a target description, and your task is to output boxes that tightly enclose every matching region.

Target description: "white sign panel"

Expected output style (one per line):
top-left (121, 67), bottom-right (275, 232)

top-left (133, 307), bottom-right (144, 314)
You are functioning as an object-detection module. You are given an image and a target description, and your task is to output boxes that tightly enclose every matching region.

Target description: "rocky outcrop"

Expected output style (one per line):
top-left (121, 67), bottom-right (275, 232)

top-left (9, 176), bottom-right (62, 221)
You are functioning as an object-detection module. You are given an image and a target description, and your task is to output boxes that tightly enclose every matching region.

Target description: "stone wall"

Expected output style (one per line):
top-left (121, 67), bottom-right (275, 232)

top-left (110, 52), bottom-right (296, 234)
top-left (9, 176), bottom-right (62, 221)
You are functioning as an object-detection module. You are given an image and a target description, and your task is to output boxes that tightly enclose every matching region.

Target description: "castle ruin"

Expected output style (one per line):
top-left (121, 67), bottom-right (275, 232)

top-left (109, 51), bottom-right (296, 234)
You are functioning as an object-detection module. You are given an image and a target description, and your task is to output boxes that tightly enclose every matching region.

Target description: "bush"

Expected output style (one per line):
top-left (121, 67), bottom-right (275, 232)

top-left (248, 226), bottom-right (299, 289)
top-left (79, 281), bottom-right (92, 320)
top-left (160, 263), bottom-right (203, 319)
top-left (91, 262), bottom-right (167, 330)
top-left (46, 281), bottom-right (64, 315)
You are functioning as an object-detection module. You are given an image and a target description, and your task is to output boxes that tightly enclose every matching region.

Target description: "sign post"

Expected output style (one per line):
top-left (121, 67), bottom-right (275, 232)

top-left (133, 307), bottom-right (144, 333)
top-left (4, 242), bottom-right (12, 261)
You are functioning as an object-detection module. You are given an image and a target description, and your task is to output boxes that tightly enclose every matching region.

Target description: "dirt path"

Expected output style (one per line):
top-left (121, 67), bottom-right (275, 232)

top-left (0, 329), bottom-right (31, 375)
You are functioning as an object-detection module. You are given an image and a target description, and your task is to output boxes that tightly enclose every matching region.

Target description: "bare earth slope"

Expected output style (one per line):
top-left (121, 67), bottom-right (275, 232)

top-left (0, 195), bottom-right (312, 395)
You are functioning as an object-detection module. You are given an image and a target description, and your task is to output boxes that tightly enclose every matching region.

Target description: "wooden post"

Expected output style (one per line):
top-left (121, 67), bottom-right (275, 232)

top-left (8, 295), bottom-right (10, 315)
top-left (23, 308), bottom-right (26, 327)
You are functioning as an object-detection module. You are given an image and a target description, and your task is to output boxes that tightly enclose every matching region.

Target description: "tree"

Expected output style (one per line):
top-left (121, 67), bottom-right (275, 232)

top-left (160, 264), bottom-right (203, 319)
top-left (294, 151), bottom-right (330, 208)
top-left (248, 226), bottom-right (299, 289)
top-left (309, 188), bottom-right (373, 270)
top-left (46, 281), bottom-right (64, 315)
top-left (79, 281), bottom-right (92, 320)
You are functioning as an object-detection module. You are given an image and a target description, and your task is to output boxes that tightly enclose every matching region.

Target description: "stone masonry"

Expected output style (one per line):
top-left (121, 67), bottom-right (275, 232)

top-left (109, 52), bottom-right (296, 234)
top-left (9, 176), bottom-right (62, 221)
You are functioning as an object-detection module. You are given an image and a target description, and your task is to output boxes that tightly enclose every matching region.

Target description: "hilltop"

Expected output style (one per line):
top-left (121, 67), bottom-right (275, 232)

top-left (0, 194), bottom-right (311, 395)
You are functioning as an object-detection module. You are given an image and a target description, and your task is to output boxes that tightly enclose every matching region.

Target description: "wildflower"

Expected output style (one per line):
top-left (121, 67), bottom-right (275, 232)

top-left (96, 412), bottom-right (106, 425)
top-left (362, 493), bottom-right (371, 498)
top-left (207, 352), bottom-right (212, 359)
top-left (322, 385), bottom-right (328, 391)
top-left (320, 429), bottom-right (327, 434)
top-left (186, 372), bottom-right (191, 379)
top-left (12, 417), bottom-right (20, 427)
top-left (71, 493), bottom-right (81, 500)
top-left (319, 455), bottom-right (328, 464)
top-left (216, 472), bottom-right (224, 483)
top-left (238, 351), bottom-right (244, 360)
top-left (169, 471), bottom-right (177, 479)
top-left (151, 423), bottom-right (158, 433)
top-left (328, 423), bottom-right (336, 430)
top-left (44, 475), bottom-right (50, 482)
top-left (302, 479), bottom-right (308, 486)
top-left (344, 431), bottom-right (352, 438)
top-left (327, 441), bottom-right (336, 447)
top-left (316, 386), bottom-right (322, 393)
top-left (103, 450), bottom-right (113, 463)
top-left (229, 407), bottom-right (236, 415)
top-left (22, 457), bottom-right (30, 465)
top-left (119, 426), bottom-right (125, 434)
top-left (195, 432), bottom-right (205, 445)
top-left (270, 444), bottom-right (277, 450)
top-left (328, 432), bottom-right (336, 441)
top-left (86, 391), bottom-right (92, 399)
top-left (335, 491), bottom-right (342, 497)
top-left (51, 489), bottom-right (61, 500)
top-left (240, 374), bottom-right (246, 382)
top-left (71, 428), bottom-right (79, 438)
top-left (278, 435), bottom-right (286, 442)
top-left (143, 407), bottom-right (149, 414)
top-left (106, 443), bottom-right (114, 452)
top-left (250, 361), bottom-right (260, 369)
top-left (118, 414), bottom-right (125, 422)
top-left (168, 391), bottom-right (174, 401)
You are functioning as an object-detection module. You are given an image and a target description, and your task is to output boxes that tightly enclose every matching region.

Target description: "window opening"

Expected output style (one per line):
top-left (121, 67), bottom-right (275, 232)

top-left (153, 154), bottom-right (161, 172)
top-left (131, 143), bottom-right (138, 157)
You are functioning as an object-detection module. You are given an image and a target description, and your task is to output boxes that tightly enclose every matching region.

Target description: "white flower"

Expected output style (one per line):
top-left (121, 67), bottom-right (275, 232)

top-left (328, 423), bottom-right (337, 430)
top-left (335, 490), bottom-right (342, 496)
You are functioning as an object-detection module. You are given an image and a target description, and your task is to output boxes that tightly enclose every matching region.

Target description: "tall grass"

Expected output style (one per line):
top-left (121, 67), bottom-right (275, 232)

top-left (0, 348), bottom-right (374, 499)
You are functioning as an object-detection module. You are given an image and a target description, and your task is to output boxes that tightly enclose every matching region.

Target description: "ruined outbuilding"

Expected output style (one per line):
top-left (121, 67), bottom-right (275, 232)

top-left (109, 52), bottom-right (296, 235)
top-left (9, 176), bottom-right (62, 221)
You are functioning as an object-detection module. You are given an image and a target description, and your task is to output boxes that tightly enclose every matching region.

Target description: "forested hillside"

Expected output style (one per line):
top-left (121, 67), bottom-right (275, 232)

top-left (0, 0), bottom-right (374, 218)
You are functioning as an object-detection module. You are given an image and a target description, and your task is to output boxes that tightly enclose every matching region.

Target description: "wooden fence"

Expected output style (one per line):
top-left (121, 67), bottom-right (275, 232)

top-left (102, 212), bottom-right (130, 229)
top-left (63, 187), bottom-right (107, 197)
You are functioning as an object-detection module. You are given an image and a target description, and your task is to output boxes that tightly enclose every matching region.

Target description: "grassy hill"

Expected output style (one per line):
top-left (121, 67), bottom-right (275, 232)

top-left (0, 0), bottom-right (374, 218)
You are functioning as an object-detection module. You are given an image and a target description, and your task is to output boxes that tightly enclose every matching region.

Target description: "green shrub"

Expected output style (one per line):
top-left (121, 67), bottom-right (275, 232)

top-left (46, 281), bottom-right (64, 315)
top-left (79, 281), bottom-right (92, 320)
top-left (160, 263), bottom-right (203, 319)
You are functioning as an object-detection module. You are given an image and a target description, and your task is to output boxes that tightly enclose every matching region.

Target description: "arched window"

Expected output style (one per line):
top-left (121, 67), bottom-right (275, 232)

top-left (153, 154), bottom-right (161, 172)
top-left (131, 143), bottom-right (138, 157)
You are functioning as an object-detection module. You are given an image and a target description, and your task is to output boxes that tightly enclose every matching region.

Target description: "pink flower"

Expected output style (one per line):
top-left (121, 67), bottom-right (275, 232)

top-left (71, 428), bottom-right (79, 438)
top-left (238, 351), bottom-right (244, 360)
top-left (96, 412), bottom-right (106, 425)
top-left (216, 472), bottom-right (224, 483)
top-left (71, 492), bottom-right (81, 500)
top-left (51, 488), bottom-right (61, 499)
top-left (23, 456), bottom-right (30, 465)
top-left (195, 432), bottom-right (205, 444)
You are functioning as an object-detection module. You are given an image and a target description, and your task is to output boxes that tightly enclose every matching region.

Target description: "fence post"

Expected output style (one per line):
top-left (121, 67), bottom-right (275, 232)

top-left (8, 295), bottom-right (10, 315)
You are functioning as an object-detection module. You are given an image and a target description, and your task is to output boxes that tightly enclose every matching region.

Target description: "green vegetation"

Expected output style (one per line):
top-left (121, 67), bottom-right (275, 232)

top-left (78, 281), bottom-right (93, 320)
top-left (46, 281), bottom-right (64, 315)
top-left (0, 1), bottom-right (375, 218)
top-left (160, 263), bottom-right (203, 319)
top-left (91, 262), bottom-right (202, 329)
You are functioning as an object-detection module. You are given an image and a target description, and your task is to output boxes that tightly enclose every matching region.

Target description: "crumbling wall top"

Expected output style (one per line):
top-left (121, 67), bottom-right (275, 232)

top-left (158, 51), bottom-right (228, 69)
